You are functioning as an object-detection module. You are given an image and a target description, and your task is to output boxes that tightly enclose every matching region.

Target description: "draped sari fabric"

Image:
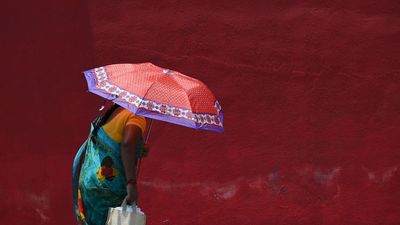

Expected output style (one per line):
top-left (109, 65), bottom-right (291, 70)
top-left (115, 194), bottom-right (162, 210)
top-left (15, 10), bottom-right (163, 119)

top-left (72, 116), bottom-right (144, 225)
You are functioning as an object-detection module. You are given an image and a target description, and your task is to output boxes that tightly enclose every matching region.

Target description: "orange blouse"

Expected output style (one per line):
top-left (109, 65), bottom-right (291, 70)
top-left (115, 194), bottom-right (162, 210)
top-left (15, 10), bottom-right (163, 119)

top-left (102, 109), bottom-right (146, 142)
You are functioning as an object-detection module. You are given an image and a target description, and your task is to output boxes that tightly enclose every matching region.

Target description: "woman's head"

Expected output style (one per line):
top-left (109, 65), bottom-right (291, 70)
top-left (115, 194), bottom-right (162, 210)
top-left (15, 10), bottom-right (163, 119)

top-left (93, 102), bottom-right (121, 137)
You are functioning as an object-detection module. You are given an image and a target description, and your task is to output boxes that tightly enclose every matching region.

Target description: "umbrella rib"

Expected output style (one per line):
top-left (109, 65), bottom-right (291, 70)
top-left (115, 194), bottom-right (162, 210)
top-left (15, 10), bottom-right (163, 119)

top-left (170, 76), bottom-right (202, 127)
top-left (139, 76), bottom-right (196, 127)
top-left (139, 76), bottom-right (160, 110)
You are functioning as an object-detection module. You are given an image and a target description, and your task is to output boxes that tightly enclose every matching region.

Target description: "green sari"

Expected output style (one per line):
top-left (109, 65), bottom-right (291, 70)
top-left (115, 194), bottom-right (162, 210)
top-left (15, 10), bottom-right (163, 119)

top-left (72, 116), bottom-right (144, 225)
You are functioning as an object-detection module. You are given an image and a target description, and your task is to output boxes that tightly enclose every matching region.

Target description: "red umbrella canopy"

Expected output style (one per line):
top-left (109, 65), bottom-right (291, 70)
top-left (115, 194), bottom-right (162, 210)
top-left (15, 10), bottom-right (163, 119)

top-left (84, 63), bottom-right (224, 133)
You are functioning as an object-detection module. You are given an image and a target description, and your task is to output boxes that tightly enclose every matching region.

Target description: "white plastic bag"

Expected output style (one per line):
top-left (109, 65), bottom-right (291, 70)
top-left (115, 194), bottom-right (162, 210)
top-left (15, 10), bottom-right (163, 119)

top-left (106, 198), bottom-right (146, 225)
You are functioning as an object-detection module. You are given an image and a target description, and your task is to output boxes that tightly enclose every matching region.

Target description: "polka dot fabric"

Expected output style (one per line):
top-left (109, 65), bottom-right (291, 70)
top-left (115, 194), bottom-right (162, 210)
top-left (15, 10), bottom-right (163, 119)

top-left (84, 63), bottom-right (224, 133)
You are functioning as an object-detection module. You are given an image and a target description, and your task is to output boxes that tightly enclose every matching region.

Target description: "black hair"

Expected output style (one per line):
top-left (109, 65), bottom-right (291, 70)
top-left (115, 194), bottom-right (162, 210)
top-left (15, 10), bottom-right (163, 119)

top-left (92, 103), bottom-right (121, 138)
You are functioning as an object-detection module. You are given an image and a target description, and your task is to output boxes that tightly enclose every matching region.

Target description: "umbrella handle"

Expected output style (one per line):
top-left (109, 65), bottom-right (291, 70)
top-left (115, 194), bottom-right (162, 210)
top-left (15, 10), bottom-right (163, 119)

top-left (144, 119), bottom-right (153, 144)
top-left (136, 119), bottom-right (153, 179)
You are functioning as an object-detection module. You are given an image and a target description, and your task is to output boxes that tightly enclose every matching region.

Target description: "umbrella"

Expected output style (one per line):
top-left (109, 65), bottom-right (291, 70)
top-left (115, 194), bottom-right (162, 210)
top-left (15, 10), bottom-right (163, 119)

top-left (83, 63), bottom-right (224, 134)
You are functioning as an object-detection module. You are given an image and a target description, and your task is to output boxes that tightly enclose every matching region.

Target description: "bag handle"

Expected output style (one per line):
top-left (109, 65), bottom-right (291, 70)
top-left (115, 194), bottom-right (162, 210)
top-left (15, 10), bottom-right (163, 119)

top-left (121, 197), bottom-right (138, 213)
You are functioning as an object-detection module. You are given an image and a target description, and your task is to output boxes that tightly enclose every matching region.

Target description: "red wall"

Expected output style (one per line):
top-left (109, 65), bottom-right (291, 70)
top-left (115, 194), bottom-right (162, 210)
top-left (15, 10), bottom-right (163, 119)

top-left (2, 1), bottom-right (400, 224)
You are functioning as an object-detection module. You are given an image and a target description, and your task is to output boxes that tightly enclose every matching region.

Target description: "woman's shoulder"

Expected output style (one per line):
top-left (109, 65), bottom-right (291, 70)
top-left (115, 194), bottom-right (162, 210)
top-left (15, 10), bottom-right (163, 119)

top-left (120, 109), bottom-right (146, 124)
top-left (120, 109), bottom-right (145, 119)
top-left (120, 109), bottom-right (146, 133)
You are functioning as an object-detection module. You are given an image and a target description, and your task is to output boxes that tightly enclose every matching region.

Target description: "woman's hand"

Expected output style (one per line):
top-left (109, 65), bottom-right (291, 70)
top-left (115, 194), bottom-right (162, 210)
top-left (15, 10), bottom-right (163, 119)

top-left (142, 144), bottom-right (150, 157)
top-left (126, 183), bottom-right (138, 204)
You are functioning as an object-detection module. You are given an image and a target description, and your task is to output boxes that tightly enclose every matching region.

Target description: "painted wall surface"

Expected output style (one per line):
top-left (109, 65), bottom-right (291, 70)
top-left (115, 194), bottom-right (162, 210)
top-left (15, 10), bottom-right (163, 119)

top-left (1, 1), bottom-right (400, 225)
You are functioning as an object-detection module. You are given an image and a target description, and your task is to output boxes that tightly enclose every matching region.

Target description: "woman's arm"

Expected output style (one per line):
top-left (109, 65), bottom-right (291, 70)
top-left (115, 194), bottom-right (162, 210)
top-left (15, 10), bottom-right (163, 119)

top-left (121, 124), bottom-right (142, 204)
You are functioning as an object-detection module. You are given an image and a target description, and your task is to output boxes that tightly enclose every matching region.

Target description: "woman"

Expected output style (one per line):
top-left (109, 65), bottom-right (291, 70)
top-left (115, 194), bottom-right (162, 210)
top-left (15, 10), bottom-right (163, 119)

top-left (72, 103), bottom-right (147, 225)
